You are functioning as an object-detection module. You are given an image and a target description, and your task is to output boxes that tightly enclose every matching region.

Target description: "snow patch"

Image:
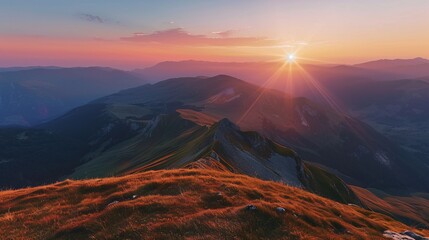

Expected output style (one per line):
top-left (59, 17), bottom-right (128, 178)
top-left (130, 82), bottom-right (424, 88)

top-left (295, 108), bottom-right (309, 127)
top-left (375, 151), bottom-right (391, 166)
top-left (101, 123), bottom-right (115, 135)
top-left (302, 104), bottom-right (318, 117)
top-left (129, 122), bottom-right (141, 131)
top-left (16, 132), bottom-right (29, 140)
top-left (141, 116), bottom-right (162, 137)
top-left (0, 159), bottom-right (12, 164)
top-left (206, 88), bottom-right (241, 104)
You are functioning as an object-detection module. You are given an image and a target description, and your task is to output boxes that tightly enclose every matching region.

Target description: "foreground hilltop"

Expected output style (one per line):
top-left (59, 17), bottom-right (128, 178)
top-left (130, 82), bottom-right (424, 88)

top-left (0, 168), bottom-right (427, 240)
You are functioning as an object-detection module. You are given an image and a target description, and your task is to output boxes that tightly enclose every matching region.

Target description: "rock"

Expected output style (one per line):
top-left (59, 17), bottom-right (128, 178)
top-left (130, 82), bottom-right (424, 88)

top-left (210, 152), bottom-right (220, 161)
top-left (276, 207), bottom-right (286, 213)
top-left (383, 230), bottom-right (428, 240)
top-left (245, 204), bottom-right (257, 211)
top-left (401, 230), bottom-right (429, 240)
top-left (347, 203), bottom-right (361, 208)
top-left (107, 200), bottom-right (119, 206)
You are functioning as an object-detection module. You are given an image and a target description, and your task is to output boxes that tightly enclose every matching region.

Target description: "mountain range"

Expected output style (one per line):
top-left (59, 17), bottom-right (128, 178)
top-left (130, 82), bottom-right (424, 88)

top-left (0, 67), bottom-right (144, 126)
top-left (1, 59), bottom-right (428, 233)
top-left (133, 59), bottom-right (429, 179)
top-left (354, 57), bottom-right (429, 78)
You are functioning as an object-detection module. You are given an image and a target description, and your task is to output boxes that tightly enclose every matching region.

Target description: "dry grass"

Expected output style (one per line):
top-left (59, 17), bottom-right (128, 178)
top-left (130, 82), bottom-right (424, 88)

top-left (351, 186), bottom-right (429, 228)
top-left (0, 169), bottom-right (427, 240)
top-left (176, 108), bottom-right (219, 127)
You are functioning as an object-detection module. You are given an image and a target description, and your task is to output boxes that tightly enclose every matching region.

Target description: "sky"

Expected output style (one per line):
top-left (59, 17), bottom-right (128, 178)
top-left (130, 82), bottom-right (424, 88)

top-left (0, 0), bottom-right (428, 69)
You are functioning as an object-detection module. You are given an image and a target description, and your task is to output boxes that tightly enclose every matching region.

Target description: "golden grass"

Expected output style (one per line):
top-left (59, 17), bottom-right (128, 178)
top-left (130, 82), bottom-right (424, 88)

top-left (0, 169), bottom-right (427, 240)
top-left (176, 108), bottom-right (219, 126)
top-left (351, 186), bottom-right (429, 228)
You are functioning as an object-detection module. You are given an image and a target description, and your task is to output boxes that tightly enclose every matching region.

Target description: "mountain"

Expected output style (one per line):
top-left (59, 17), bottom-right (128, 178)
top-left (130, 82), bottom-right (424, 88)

top-left (134, 60), bottom-right (274, 83)
top-left (351, 186), bottom-right (429, 228)
top-left (0, 66), bottom-right (62, 72)
top-left (133, 60), bottom-right (399, 85)
top-left (1, 168), bottom-right (427, 240)
top-left (325, 78), bottom-right (429, 164)
top-left (95, 75), bottom-right (429, 192)
top-left (0, 99), bottom-right (358, 204)
top-left (132, 60), bottom-right (410, 109)
top-left (1, 74), bottom-right (428, 228)
top-left (0, 126), bottom-right (86, 188)
top-left (9, 74), bottom-right (420, 192)
top-left (355, 58), bottom-right (429, 78)
top-left (0, 67), bottom-right (144, 126)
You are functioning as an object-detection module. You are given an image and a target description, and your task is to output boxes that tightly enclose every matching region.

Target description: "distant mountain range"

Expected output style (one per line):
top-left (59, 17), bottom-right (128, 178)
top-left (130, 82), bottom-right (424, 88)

top-left (1, 60), bottom-right (428, 174)
top-left (2, 58), bottom-right (427, 127)
top-left (133, 58), bottom-right (429, 173)
top-left (0, 66), bottom-right (62, 72)
top-left (133, 60), bottom-right (401, 86)
top-left (354, 57), bottom-right (429, 78)
top-left (0, 76), bottom-right (363, 204)
top-left (0, 67), bottom-right (144, 126)
top-left (1, 75), bottom-right (427, 193)
top-left (133, 58), bottom-right (429, 84)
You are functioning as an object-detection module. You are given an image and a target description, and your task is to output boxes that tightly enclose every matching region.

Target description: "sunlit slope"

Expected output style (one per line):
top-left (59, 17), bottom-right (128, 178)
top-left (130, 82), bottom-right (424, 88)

top-left (351, 186), bottom-right (429, 228)
top-left (1, 169), bottom-right (426, 240)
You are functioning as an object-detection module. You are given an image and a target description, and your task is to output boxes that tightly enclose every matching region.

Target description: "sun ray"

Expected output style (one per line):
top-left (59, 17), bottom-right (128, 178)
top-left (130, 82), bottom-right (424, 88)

top-left (293, 62), bottom-right (378, 145)
top-left (283, 61), bottom-right (296, 120)
top-left (295, 57), bottom-right (339, 65)
top-left (293, 62), bottom-right (344, 113)
top-left (237, 61), bottom-right (288, 124)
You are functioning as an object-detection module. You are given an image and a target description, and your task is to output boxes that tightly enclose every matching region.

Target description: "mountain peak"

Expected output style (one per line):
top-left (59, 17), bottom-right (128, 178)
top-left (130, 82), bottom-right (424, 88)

top-left (214, 118), bottom-right (239, 131)
top-left (210, 74), bottom-right (239, 79)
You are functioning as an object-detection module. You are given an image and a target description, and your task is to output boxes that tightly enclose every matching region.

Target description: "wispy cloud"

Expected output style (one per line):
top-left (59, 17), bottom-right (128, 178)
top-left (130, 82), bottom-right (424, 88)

top-left (212, 30), bottom-right (235, 38)
top-left (77, 13), bottom-right (119, 25)
top-left (121, 28), bottom-right (279, 47)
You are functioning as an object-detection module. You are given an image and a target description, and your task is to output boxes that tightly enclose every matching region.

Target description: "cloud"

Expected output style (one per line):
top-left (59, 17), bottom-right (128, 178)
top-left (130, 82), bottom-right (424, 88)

top-left (212, 30), bottom-right (235, 38)
top-left (77, 13), bottom-right (119, 25)
top-left (121, 28), bottom-right (279, 47)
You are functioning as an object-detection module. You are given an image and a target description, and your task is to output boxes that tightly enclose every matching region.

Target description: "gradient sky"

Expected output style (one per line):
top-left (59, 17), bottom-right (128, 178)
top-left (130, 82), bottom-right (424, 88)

top-left (1, 0), bottom-right (428, 69)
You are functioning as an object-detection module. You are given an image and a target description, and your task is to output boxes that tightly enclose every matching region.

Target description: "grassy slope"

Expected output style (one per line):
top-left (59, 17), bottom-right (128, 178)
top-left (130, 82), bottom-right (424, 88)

top-left (1, 169), bottom-right (427, 240)
top-left (351, 186), bottom-right (429, 228)
top-left (300, 162), bottom-right (362, 205)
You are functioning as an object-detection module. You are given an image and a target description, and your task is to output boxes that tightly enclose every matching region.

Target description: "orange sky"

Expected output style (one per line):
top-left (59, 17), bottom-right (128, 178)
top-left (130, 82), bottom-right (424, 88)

top-left (1, 1), bottom-right (428, 69)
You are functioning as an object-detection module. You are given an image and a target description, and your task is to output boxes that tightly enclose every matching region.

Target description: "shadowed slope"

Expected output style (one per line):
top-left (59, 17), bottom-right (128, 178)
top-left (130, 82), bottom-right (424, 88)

top-left (0, 67), bottom-right (144, 126)
top-left (95, 75), bottom-right (428, 192)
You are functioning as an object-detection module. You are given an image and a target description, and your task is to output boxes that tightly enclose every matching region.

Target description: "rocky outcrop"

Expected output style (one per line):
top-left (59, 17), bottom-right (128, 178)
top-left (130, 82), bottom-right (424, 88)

top-left (384, 230), bottom-right (429, 240)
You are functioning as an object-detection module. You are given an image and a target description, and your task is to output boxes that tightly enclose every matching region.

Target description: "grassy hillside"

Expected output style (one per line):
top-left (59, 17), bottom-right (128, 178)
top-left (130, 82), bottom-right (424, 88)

top-left (0, 169), bottom-right (427, 240)
top-left (351, 186), bottom-right (429, 228)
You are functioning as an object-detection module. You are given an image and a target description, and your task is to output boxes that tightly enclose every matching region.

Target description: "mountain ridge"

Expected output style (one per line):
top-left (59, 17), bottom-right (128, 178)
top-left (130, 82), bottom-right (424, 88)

top-left (0, 67), bottom-right (145, 126)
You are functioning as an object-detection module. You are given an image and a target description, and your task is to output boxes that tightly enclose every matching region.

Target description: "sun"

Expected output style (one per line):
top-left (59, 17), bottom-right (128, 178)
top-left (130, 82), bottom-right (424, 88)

top-left (286, 53), bottom-right (296, 63)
